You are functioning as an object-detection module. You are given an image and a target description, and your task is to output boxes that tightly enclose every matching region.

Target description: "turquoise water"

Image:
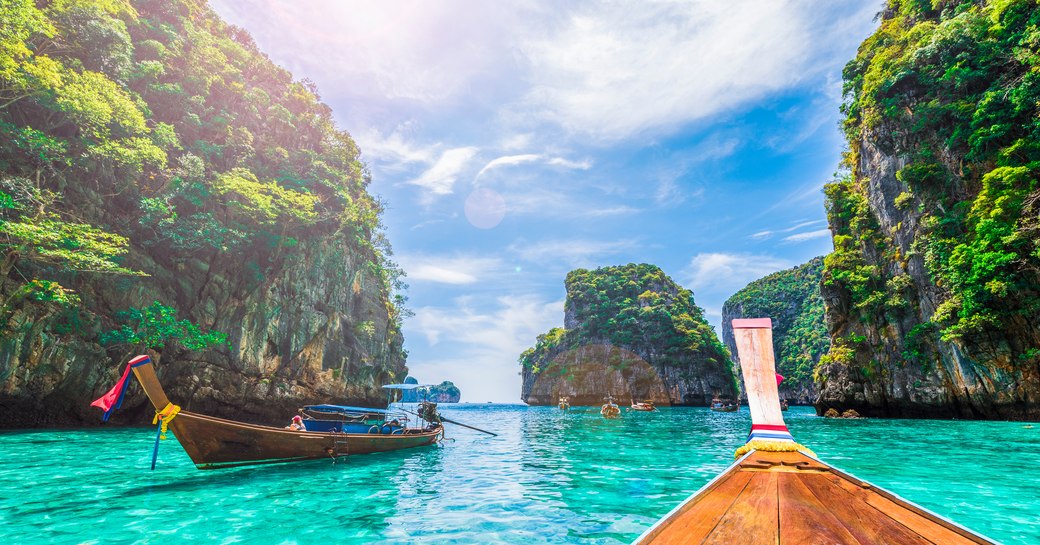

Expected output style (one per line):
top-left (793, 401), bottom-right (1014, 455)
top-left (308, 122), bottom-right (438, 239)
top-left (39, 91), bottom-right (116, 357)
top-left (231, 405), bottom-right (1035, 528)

top-left (1, 405), bottom-right (1037, 544)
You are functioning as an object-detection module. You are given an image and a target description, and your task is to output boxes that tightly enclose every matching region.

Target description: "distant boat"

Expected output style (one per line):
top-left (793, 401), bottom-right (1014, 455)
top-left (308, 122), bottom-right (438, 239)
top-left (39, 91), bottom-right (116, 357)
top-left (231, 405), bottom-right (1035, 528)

top-left (632, 318), bottom-right (996, 545)
top-left (709, 399), bottom-right (739, 412)
top-left (601, 395), bottom-right (621, 418)
top-left (558, 396), bottom-right (570, 410)
top-left (93, 356), bottom-right (443, 470)
top-left (630, 400), bottom-right (656, 412)
top-left (780, 398), bottom-right (789, 411)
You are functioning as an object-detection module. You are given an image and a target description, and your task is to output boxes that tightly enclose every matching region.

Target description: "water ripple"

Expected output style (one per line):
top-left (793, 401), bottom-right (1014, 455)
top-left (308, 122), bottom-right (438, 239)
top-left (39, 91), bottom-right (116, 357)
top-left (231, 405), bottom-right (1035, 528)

top-left (0, 406), bottom-right (1036, 544)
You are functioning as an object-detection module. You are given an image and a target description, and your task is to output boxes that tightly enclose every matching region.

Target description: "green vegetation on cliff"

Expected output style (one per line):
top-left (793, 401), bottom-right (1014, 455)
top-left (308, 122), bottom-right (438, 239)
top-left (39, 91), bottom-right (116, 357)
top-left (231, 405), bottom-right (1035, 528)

top-left (723, 257), bottom-right (828, 389)
top-left (825, 0), bottom-right (1040, 361)
top-left (0, 0), bottom-right (406, 351)
top-left (520, 264), bottom-right (732, 385)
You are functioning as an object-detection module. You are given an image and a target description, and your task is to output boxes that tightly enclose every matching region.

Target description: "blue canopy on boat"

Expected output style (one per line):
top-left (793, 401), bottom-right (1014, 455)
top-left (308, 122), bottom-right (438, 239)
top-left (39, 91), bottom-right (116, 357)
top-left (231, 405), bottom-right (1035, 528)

top-left (381, 383), bottom-right (434, 390)
top-left (302, 404), bottom-right (393, 415)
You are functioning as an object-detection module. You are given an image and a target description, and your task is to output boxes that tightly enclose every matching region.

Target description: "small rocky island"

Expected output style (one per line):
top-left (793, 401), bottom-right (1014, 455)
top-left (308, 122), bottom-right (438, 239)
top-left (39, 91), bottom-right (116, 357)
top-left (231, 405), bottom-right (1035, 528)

top-left (520, 264), bottom-right (737, 406)
top-left (399, 376), bottom-right (462, 403)
top-left (722, 257), bottom-right (828, 404)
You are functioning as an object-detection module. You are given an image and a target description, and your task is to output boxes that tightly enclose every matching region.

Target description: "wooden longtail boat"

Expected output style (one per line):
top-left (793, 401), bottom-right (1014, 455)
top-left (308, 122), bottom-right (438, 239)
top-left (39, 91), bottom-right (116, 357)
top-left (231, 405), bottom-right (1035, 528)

top-left (123, 356), bottom-right (443, 469)
top-left (601, 395), bottom-right (621, 418)
top-left (709, 399), bottom-right (738, 412)
top-left (632, 318), bottom-right (997, 545)
top-left (558, 396), bottom-right (571, 410)
top-left (630, 400), bottom-right (656, 412)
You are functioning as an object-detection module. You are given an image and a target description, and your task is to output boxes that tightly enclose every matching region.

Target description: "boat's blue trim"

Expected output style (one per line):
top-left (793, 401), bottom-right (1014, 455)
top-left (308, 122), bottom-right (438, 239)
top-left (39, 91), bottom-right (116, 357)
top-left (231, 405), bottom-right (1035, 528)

top-left (302, 404), bottom-right (393, 415)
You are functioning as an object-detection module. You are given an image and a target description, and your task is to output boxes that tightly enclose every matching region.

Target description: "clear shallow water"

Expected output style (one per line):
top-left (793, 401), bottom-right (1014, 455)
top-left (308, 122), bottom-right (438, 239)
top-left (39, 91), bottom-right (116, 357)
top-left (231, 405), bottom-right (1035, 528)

top-left (1, 405), bottom-right (1037, 544)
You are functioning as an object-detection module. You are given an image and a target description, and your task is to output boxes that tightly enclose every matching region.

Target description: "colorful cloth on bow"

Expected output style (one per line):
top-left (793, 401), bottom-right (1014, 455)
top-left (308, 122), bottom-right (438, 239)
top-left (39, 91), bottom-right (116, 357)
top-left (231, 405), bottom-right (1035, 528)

top-left (775, 373), bottom-right (784, 385)
top-left (90, 355), bottom-right (151, 421)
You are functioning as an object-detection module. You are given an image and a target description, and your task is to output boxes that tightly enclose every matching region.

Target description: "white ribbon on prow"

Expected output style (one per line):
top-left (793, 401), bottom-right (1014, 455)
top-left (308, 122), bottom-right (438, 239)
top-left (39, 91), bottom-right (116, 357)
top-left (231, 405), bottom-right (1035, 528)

top-left (732, 318), bottom-right (795, 444)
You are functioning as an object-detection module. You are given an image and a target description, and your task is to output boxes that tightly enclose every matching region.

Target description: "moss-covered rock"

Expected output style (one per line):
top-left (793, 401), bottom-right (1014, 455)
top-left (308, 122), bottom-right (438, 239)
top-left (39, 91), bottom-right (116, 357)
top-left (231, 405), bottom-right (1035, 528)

top-left (519, 264), bottom-right (736, 406)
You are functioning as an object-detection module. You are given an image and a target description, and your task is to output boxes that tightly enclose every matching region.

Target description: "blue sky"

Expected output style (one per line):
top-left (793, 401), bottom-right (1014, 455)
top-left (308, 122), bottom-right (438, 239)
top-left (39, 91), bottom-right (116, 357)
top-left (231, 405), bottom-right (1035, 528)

top-left (209, 0), bottom-right (880, 402)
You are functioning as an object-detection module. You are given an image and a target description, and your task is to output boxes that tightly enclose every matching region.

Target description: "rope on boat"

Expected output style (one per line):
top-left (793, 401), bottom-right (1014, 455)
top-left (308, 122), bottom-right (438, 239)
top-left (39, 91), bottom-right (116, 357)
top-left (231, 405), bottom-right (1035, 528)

top-left (148, 403), bottom-right (180, 471)
top-left (734, 439), bottom-right (816, 459)
top-left (152, 403), bottom-right (181, 440)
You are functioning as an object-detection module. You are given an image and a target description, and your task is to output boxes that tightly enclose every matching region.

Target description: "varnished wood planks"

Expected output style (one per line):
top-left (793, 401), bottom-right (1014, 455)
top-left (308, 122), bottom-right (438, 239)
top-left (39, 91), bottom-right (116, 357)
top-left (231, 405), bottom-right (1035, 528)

top-left (702, 472), bottom-right (778, 545)
top-left (820, 470), bottom-right (991, 545)
top-left (778, 469), bottom-right (864, 545)
top-left (642, 470), bottom-right (754, 545)
top-left (797, 472), bottom-right (932, 545)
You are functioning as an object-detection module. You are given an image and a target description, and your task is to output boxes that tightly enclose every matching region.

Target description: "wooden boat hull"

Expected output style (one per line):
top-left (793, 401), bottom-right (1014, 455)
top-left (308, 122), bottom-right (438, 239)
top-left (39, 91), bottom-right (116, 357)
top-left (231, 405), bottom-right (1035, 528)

top-left (709, 406), bottom-right (738, 412)
top-left (167, 411), bottom-right (441, 469)
top-left (632, 449), bottom-right (996, 545)
top-left (131, 360), bottom-right (441, 469)
top-left (632, 318), bottom-right (995, 544)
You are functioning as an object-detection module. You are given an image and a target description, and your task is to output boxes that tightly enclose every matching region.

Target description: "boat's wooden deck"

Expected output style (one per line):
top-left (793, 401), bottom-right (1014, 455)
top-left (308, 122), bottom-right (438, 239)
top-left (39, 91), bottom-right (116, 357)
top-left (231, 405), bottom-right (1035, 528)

top-left (635, 450), bottom-right (994, 545)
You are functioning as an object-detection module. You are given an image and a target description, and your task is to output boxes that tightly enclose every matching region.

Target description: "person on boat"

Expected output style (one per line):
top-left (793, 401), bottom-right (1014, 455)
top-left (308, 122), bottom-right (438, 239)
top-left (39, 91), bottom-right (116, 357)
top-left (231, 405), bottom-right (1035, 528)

top-left (286, 415), bottom-right (306, 431)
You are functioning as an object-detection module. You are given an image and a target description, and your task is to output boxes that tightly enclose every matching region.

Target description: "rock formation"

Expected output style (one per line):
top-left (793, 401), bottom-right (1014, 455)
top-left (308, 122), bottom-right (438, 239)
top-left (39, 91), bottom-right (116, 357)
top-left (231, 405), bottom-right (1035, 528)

top-left (722, 257), bottom-right (828, 404)
top-left (0, 0), bottom-right (406, 427)
top-left (520, 264), bottom-right (737, 406)
top-left (400, 377), bottom-right (462, 403)
top-left (818, 0), bottom-right (1040, 420)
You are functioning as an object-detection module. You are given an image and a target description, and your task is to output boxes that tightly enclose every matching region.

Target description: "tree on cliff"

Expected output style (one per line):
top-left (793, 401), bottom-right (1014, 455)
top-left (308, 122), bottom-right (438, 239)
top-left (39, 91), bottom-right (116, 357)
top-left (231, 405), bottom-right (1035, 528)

top-left (820, 0), bottom-right (1040, 418)
top-left (519, 264), bottom-right (737, 405)
top-left (0, 0), bottom-right (409, 425)
top-left (722, 257), bottom-right (828, 401)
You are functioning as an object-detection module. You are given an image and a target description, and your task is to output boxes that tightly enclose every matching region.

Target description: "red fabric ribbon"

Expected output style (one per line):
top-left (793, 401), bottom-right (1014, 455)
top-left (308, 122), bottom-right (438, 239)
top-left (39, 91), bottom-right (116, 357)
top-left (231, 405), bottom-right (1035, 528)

top-left (91, 355), bottom-right (151, 421)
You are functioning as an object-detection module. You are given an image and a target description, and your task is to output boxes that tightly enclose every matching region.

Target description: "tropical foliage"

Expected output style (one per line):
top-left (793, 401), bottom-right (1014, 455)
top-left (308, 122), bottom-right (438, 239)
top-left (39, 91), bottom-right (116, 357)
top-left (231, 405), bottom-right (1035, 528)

top-left (724, 257), bottom-right (829, 386)
top-left (520, 264), bottom-right (733, 386)
top-left (824, 0), bottom-right (1040, 363)
top-left (0, 0), bottom-right (405, 352)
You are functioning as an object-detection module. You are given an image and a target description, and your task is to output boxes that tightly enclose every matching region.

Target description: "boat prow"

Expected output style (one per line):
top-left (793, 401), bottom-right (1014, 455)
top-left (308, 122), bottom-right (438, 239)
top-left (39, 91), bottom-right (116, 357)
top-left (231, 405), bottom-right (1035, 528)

top-left (632, 318), bottom-right (997, 545)
top-left (119, 356), bottom-right (442, 469)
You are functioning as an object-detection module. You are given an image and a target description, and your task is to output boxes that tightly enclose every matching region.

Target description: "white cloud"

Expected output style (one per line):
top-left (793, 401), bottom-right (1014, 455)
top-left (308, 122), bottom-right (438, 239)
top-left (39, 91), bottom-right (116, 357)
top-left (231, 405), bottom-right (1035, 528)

top-left (782, 229), bottom-right (831, 243)
top-left (521, 1), bottom-right (813, 139)
top-left (404, 295), bottom-right (564, 402)
top-left (476, 154), bottom-right (542, 179)
top-left (354, 126), bottom-right (434, 167)
top-left (406, 147), bottom-right (479, 197)
top-left (684, 252), bottom-right (794, 295)
top-left (546, 157), bottom-right (592, 170)
top-left (476, 153), bottom-right (593, 180)
top-left (398, 254), bottom-right (504, 285)
top-left (750, 219), bottom-right (826, 240)
top-left (509, 238), bottom-right (643, 268)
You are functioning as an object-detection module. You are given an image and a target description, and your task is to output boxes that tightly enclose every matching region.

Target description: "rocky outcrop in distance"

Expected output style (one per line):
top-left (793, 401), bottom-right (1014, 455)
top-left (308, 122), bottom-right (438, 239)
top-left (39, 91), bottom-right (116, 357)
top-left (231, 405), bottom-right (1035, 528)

top-left (722, 257), bottom-right (828, 404)
top-left (520, 264), bottom-right (737, 406)
top-left (400, 377), bottom-right (462, 403)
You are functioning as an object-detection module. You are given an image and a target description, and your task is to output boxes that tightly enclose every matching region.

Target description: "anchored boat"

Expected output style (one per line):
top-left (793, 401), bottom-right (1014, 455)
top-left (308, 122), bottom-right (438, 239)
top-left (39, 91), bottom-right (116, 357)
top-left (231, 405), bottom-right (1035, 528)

top-left (632, 318), bottom-right (997, 545)
top-left (630, 400), bottom-right (656, 412)
top-left (601, 395), bottom-right (621, 418)
top-left (92, 356), bottom-right (443, 469)
top-left (558, 396), bottom-right (570, 410)
top-left (709, 399), bottom-right (738, 412)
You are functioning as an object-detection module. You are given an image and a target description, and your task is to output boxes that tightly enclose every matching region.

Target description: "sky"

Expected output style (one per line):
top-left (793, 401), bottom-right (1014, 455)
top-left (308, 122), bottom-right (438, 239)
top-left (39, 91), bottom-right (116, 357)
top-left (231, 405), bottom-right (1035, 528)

top-left (209, 0), bottom-right (881, 403)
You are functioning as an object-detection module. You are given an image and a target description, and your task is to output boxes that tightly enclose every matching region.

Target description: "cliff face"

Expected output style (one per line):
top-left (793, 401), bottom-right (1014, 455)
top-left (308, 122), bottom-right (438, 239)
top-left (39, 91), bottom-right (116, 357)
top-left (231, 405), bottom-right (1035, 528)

top-left (520, 264), bottom-right (737, 406)
top-left (722, 257), bottom-right (828, 404)
top-left (818, 0), bottom-right (1040, 420)
top-left (0, 0), bottom-right (406, 427)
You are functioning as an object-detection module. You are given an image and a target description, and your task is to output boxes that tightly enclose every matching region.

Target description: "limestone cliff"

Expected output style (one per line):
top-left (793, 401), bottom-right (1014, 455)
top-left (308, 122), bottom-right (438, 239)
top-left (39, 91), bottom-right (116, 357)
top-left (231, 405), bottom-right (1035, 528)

top-left (722, 257), bottom-right (828, 404)
top-left (818, 0), bottom-right (1040, 420)
top-left (520, 264), bottom-right (737, 406)
top-left (0, 0), bottom-right (407, 427)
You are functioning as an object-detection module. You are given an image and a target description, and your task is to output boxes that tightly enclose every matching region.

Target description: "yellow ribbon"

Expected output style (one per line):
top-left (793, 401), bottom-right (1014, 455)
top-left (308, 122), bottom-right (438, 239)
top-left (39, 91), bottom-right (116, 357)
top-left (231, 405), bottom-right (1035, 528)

top-left (734, 439), bottom-right (816, 459)
top-left (152, 403), bottom-right (181, 440)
